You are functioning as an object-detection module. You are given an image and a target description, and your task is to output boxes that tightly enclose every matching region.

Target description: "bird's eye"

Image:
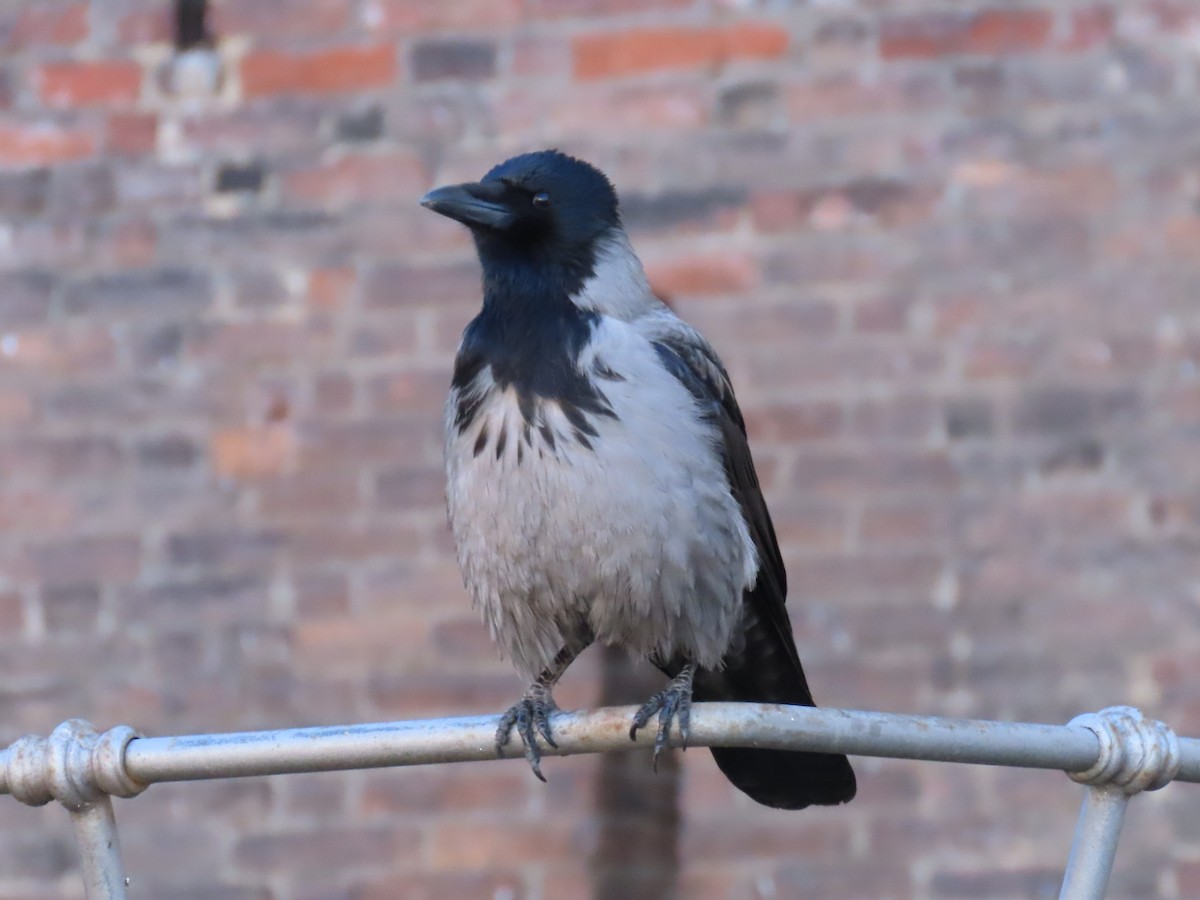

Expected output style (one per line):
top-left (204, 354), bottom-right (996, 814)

top-left (532, 192), bottom-right (550, 209)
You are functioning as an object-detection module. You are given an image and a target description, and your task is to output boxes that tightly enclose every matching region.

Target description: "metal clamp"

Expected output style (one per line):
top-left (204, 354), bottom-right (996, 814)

top-left (1068, 706), bottom-right (1180, 795)
top-left (5, 720), bottom-right (145, 811)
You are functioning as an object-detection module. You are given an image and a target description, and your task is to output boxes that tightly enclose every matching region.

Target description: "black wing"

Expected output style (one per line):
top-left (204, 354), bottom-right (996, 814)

top-left (652, 333), bottom-right (856, 809)
top-left (650, 337), bottom-right (801, 682)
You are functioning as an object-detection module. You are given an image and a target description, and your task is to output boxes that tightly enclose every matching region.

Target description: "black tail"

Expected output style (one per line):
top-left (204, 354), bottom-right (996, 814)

top-left (692, 661), bottom-right (856, 810)
top-left (673, 603), bottom-right (856, 810)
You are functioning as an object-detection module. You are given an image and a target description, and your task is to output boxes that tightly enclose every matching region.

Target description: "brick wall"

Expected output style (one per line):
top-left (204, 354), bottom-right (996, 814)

top-left (1, 0), bottom-right (1199, 897)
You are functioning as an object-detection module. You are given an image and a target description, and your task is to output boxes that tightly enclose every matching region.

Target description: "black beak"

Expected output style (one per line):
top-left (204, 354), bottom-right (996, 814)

top-left (420, 181), bottom-right (514, 230)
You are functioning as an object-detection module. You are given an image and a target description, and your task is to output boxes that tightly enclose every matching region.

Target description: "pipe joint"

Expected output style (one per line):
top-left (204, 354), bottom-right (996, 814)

top-left (5, 720), bottom-right (145, 811)
top-left (1068, 706), bottom-right (1180, 795)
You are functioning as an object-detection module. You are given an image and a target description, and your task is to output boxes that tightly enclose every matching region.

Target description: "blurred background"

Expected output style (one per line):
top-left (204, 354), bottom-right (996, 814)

top-left (1, 0), bottom-right (1199, 897)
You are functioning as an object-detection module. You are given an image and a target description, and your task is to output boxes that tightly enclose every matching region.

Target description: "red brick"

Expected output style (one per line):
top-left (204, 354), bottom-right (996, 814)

top-left (644, 251), bottom-right (758, 297)
top-left (851, 395), bottom-right (941, 440)
top-left (312, 371), bottom-right (356, 415)
top-left (36, 60), bottom-right (142, 108)
top-left (0, 590), bottom-right (24, 632)
top-left (290, 571), bottom-right (351, 619)
top-left (0, 488), bottom-right (76, 532)
top-left (296, 418), bottom-right (434, 472)
top-left (191, 321), bottom-right (331, 364)
top-left (512, 35), bottom-right (571, 77)
top-left (365, 368), bottom-right (446, 417)
top-left (1165, 215), bottom-right (1200, 255)
top-left (366, 670), bottom-right (521, 717)
top-left (429, 820), bottom-right (583, 869)
top-left (360, 261), bottom-right (480, 311)
top-left (179, 106), bottom-right (324, 155)
top-left (212, 0), bottom-right (354, 38)
top-left (0, 436), bottom-right (123, 487)
top-left (1061, 7), bottom-right (1115, 51)
top-left (287, 522), bottom-right (427, 565)
top-left (116, 5), bottom-right (173, 43)
top-left (573, 23), bottom-right (789, 80)
top-left (526, 0), bottom-right (690, 17)
top-left (1002, 164), bottom-right (1118, 216)
top-left (787, 71), bottom-right (946, 120)
top-left (306, 267), bottom-right (356, 311)
top-left (744, 400), bottom-right (842, 442)
top-left (0, 327), bottom-right (119, 377)
top-left (429, 616), bottom-right (501, 660)
top-left (356, 558), bottom-right (462, 614)
top-left (853, 292), bottom-right (914, 332)
top-left (672, 870), bottom-right (744, 900)
top-left (785, 449), bottom-right (957, 498)
top-left (360, 766), bottom-right (528, 816)
top-left (880, 13), bottom-right (965, 60)
top-left (792, 552), bottom-right (945, 605)
top-left (881, 10), bottom-right (1051, 59)
top-left (504, 82), bottom-right (708, 134)
top-left (4, 3), bottom-right (88, 48)
top-left (1176, 862), bottom-right (1200, 895)
top-left (674, 298), bottom-right (840, 345)
top-left (282, 151), bottom-right (425, 207)
top-left (964, 10), bottom-right (1054, 55)
top-left (211, 425), bottom-right (296, 479)
top-left (0, 122), bottom-right (95, 166)
top-left (0, 388), bottom-right (33, 426)
top-left (105, 112), bottom-right (157, 156)
top-left (538, 869), bottom-right (593, 900)
top-left (101, 217), bottom-right (157, 267)
top-left (235, 826), bottom-right (419, 872)
top-left (241, 44), bottom-right (396, 98)
top-left (354, 871), bottom-right (525, 900)
top-left (762, 234), bottom-right (915, 284)
top-left (750, 189), bottom-right (820, 231)
top-left (1148, 2), bottom-right (1200, 31)
top-left (767, 499), bottom-right (847, 551)
top-left (861, 501), bottom-right (951, 545)
top-left (924, 292), bottom-right (988, 337)
top-left (681, 817), bottom-right (852, 860)
top-left (964, 337), bottom-right (1043, 380)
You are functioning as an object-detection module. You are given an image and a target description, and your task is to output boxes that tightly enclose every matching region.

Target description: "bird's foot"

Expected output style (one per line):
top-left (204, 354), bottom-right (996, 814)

top-left (629, 664), bottom-right (696, 770)
top-left (496, 682), bottom-right (559, 782)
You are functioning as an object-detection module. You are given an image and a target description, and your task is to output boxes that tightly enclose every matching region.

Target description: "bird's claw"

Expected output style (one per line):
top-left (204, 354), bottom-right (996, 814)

top-left (629, 670), bottom-right (694, 771)
top-left (496, 683), bottom-right (559, 782)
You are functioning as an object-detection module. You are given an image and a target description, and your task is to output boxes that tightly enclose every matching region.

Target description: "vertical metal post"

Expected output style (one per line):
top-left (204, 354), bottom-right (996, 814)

top-left (69, 796), bottom-right (129, 900)
top-left (1058, 785), bottom-right (1129, 900)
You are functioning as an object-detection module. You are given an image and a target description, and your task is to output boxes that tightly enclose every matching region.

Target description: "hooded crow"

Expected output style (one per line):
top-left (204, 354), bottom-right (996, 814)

top-left (421, 150), bottom-right (855, 809)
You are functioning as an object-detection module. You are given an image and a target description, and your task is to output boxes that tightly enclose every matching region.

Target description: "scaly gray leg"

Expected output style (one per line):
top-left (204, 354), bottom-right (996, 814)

top-left (630, 662), bottom-right (697, 770)
top-left (496, 634), bottom-right (592, 781)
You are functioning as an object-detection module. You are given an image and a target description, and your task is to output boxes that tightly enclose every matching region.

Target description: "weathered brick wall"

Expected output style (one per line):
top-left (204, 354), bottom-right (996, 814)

top-left (1, 1), bottom-right (1198, 897)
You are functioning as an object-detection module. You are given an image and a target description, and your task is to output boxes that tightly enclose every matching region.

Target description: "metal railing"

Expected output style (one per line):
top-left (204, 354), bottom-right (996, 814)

top-left (1, 703), bottom-right (1196, 899)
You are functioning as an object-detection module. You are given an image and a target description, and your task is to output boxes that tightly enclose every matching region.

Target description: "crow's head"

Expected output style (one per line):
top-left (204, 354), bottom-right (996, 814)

top-left (421, 150), bottom-right (621, 289)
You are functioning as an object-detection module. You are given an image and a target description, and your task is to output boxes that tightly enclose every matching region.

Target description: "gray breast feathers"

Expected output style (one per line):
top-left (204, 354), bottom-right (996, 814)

top-left (443, 316), bottom-right (757, 679)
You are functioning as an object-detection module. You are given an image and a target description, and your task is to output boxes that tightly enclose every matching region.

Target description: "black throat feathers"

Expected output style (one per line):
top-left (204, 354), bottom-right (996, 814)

top-left (451, 260), bottom-right (619, 447)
